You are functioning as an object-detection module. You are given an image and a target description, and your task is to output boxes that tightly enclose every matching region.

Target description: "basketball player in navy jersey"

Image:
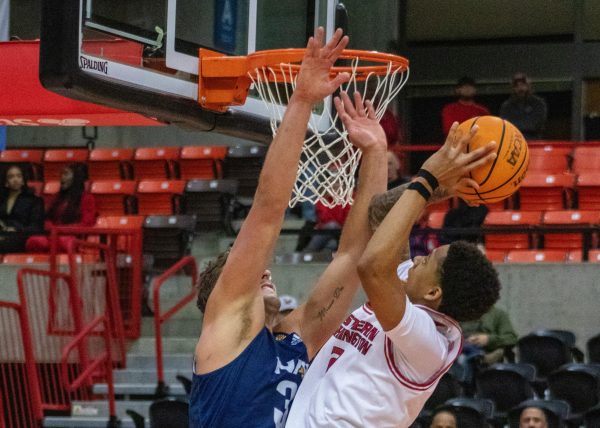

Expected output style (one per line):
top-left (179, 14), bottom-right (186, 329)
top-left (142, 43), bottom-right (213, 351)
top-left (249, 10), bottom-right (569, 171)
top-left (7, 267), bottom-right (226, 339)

top-left (189, 28), bottom-right (392, 427)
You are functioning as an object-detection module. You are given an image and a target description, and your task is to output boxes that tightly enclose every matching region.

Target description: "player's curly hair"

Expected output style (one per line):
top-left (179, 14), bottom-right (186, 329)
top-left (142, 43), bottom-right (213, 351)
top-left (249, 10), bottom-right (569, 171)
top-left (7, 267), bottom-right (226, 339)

top-left (437, 241), bottom-right (500, 322)
top-left (196, 249), bottom-right (230, 313)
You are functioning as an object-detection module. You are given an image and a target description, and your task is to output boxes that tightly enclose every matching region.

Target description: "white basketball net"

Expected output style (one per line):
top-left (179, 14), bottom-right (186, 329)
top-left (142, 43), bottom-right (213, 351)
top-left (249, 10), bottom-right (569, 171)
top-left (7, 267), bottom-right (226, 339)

top-left (248, 57), bottom-right (409, 208)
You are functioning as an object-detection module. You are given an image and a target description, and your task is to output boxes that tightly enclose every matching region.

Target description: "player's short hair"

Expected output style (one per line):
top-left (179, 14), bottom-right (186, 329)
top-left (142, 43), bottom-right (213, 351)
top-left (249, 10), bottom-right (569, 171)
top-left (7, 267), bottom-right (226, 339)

top-left (437, 241), bottom-right (500, 322)
top-left (196, 249), bottom-right (230, 313)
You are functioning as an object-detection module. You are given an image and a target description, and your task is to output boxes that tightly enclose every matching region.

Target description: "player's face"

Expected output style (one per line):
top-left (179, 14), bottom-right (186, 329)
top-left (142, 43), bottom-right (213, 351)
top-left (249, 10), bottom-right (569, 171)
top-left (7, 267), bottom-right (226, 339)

top-left (519, 408), bottom-right (548, 428)
top-left (405, 245), bottom-right (449, 306)
top-left (260, 269), bottom-right (278, 298)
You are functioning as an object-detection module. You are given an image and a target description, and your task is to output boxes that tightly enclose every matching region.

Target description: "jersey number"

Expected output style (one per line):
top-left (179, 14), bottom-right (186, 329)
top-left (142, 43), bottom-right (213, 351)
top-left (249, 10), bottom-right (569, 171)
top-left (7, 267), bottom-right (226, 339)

top-left (327, 346), bottom-right (345, 371)
top-left (273, 380), bottom-right (298, 428)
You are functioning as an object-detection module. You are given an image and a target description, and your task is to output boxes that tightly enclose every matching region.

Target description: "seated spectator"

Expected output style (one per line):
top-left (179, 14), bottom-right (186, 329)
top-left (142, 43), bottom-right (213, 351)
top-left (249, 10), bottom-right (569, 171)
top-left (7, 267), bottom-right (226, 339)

top-left (0, 165), bottom-right (44, 253)
top-left (500, 72), bottom-right (548, 139)
top-left (26, 163), bottom-right (96, 253)
top-left (387, 151), bottom-right (408, 189)
top-left (303, 198), bottom-right (351, 252)
top-left (440, 199), bottom-right (488, 244)
top-left (430, 409), bottom-right (457, 428)
top-left (441, 76), bottom-right (490, 136)
top-left (409, 213), bottom-right (438, 257)
top-left (520, 406), bottom-right (548, 428)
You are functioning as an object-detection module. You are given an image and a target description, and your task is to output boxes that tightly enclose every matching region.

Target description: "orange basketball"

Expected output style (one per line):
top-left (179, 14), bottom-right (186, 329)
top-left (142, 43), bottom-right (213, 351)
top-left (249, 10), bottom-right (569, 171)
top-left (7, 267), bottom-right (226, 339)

top-left (455, 116), bottom-right (529, 204)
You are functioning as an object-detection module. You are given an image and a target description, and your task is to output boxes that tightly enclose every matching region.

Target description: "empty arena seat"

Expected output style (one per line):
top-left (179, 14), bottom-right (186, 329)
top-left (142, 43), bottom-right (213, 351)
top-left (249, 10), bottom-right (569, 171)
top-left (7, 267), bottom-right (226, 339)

top-left (517, 173), bottom-right (575, 211)
top-left (576, 173), bottom-right (600, 210)
top-left (179, 145), bottom-right (228, 180)
top-left (541, 210), bottom-right (598, 251)
top-left (484, 250), bottom-right (507, 263)
top-left (506, 250), bottom-right (567, 263)
top-left (184, 179), bottom-right (237, 231)
top-left (223, 145), bottom-right (266, 198)
top-left (143, 215), bottom-right (195, 270)
top-left (588, 250), bottom-right (600, 263)
top-left (88, 148), bottom-right (134, 180)
top-left (483, 210), bottom-right (541, 251)
top-left (42, 181), bottom-right (60, 207)
top-left (567, 250), bottom-right (582, 262)
top-left (137, 180), bottom-right (186, 215)
top-left (527, 146), bottom-right (570, 174)
top-left (548, 363), bottom-right (600, 425)
top-left (91, 180), bottom-right (137, 216)
top-left (2, 254), bottom-right (51, 264)
top-left (96, 215), bottom-right (145, 229)
top-left (572, 146), bottom-right (600, 173)
top-left (133, 147), bottom-right (180, 180)
top-left (43, 149), bottom-right (89, 181)
top-left (0, 149), bottom-right (44, 180)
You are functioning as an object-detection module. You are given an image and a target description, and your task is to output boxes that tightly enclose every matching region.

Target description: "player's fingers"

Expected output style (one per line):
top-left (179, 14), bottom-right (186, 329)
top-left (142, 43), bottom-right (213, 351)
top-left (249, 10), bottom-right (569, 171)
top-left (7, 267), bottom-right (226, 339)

top-left (333, 96), bottom-right (346, 117)
top-left (339, 91), bottom-right (358, 117)
top-left (314, 26), bottom-right (325, 49)
top-left (353, 92), bottom-right (366, 116)
top-left (456, 177), bottom-right (480, 192)
top-left (327, 30), bottom-right (349, 60)
top-left (365, 100), bottom-right (377, 120)
top-left (463, 150), bottom-right (497, 172)
top-left (330, 72), bottom-right (351, 92)
top-left (443, 122), bottom-right (459, 149)
top-left (462, 141), bottom-right (496, 165)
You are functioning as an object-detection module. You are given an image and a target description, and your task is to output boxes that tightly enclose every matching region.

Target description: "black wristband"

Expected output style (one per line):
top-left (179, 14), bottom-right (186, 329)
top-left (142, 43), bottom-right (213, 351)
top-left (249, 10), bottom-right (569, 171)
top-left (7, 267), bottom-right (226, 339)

top-left (408, 181), bottom-right (431, 201)
top-left (417, 169), bottom-right (439, 191)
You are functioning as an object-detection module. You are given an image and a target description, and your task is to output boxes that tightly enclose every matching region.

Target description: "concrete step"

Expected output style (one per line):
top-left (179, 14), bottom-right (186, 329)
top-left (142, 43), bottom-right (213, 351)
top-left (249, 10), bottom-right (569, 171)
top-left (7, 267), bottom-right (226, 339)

top-left (128, 337), bottom-right (196, 354)
top-left (71, 400), bottom-right (153, 418)
top-left (113, 369), bottom-right (188, 385)
top-left (44, 416), bottom-right (139, 428)
top-left (126, 353), bottom-right (192, 371)
top-left (93, 381), bottom-right (186, 397)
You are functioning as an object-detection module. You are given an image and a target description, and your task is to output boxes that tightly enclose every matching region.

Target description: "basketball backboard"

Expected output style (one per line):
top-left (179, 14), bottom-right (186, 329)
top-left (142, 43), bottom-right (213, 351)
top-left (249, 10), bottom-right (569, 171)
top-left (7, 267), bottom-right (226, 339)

top-left (39, 0), bottom-right (352, 142)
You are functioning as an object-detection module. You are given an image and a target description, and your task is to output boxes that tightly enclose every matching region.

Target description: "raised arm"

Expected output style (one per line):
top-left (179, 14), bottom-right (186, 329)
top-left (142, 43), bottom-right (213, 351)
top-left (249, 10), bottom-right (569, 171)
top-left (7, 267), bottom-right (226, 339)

top-left (357, 123), bottom-right (496, 330)
top-left (279, 92), bottom-right (388, 358)
top-left (200, 28), bottom-right (350, 342)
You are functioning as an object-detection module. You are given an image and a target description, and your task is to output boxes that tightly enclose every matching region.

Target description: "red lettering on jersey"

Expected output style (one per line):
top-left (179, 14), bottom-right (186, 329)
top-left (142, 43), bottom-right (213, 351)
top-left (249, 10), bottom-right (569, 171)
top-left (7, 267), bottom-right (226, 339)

top-left (327, 346), bottom-right (345, 371)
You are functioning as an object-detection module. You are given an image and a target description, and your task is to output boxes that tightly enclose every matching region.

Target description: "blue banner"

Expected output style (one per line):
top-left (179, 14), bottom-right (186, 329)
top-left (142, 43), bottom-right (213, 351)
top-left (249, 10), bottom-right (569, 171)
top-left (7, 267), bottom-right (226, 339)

top-left (214, 0), bottom-right (237, 54)
top-left (0, 127), bottom-right (6, 151)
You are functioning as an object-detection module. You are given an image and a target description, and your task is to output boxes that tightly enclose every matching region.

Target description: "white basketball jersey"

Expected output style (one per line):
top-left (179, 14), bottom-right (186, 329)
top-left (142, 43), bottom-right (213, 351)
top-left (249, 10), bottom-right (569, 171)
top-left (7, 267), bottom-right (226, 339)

top-left (286, 262), bottom-right (463, 428)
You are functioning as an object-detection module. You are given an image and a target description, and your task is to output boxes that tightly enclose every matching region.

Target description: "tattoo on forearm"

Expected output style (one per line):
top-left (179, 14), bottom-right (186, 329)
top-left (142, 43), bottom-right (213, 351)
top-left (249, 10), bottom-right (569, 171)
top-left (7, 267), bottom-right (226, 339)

top-left (316, 286), bottom-right (345, 321)
top-left (368, 183), bottom-right (451, 230)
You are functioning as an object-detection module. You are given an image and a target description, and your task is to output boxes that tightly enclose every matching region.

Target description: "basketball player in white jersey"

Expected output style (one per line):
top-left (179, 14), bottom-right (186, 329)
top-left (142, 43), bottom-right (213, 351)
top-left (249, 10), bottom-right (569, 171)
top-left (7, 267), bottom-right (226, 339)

top-left (286, 111), bottom-right (501, 427)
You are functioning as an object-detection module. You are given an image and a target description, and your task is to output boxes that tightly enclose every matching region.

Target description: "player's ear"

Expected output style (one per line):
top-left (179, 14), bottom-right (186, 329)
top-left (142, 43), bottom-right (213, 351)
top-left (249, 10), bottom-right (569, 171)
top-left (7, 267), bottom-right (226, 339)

top-left (423, 285), bottom-right (442, 304)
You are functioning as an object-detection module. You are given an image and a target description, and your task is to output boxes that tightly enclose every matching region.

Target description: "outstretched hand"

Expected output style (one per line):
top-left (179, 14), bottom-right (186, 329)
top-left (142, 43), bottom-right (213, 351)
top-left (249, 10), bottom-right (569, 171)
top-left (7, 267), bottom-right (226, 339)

top-left (334, 91), bottom-right (387, 152)
top-left (421, 121), bottom-right (497, 196)
top-left (293, 27), bottom-right (350, 106)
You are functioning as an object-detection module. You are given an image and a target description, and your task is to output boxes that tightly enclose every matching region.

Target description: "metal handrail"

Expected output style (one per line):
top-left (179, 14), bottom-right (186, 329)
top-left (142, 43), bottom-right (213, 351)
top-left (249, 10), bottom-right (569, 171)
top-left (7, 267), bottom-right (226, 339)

top-left (152, 255), bottom-right (198, 396)
top-left (60, 314), bottom-right (118, 428)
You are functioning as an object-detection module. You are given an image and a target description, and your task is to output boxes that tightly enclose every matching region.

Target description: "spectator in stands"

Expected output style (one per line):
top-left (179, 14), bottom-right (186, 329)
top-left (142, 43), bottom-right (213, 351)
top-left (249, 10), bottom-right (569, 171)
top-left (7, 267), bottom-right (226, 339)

top-left (430, 409), bottom-right (457, 428)
top-left (0, 165), bottom-right (44, 253)
top-left (500, 72), bottom-right (548, 139)
top-left (519, 406), bottom-right (548, 428)
top-left (441, 76), bottom-right (490, 136)
top-left (303, 196), bottom-right (351, 252)
top-left (458, 305), bottom-right (518, 389)
top-left (25, 163), bottom-right (96, 253)
top-left (387, 151), bottom-right (408, 189)
top-left (440, 199), bottom-right (488, 244)
top-left (409, 213), bottom-right (438, 258)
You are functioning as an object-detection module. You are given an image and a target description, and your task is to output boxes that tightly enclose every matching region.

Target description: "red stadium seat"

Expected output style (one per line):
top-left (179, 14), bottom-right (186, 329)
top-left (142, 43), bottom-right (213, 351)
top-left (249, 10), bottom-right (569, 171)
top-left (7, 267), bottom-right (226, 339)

top-left (572, 146), bottom-right (600, 174)
top-left (96, 215), bottom-right (145, 229)
top-left (483, 210), bottom-right (542, 251)
top-left (588, 250), bottom-right (600, 263)
top-left (517, 173), bottom-right (575, 211)
top-left (3, 254), bottom-right (50, 264)
top-left (88, 148), bottom-right (134, 180)
top-left (527, 147), bottom-right (570, 174)
top-left (0, 149), bottom-right (44, 180)
top-left (133, 147), bottom-right (180, 180)
top-left (506, 250), bottom-right (567, 263)
top-left (43, 181), bottom-right (60, 207)
top-left (427, 211), bottom-right (446, 229)
top-left (179, 146), bottom-right (227, 180)
top-left (28, 181), bottom-right (43, 196)
top-left (541, 210), bottom-right (599, 251)
top-left (91, 180), bottom-right (137, 216)
top-left (567, 250), bottom-right (582, 262)
top-left (136, 180), bottom-right (186, 215)
top-left (43, 149), bottom-right (89, 181)
top-left (576, 173), bottom-right (600, 210)
top-left (484, 250), bottom-right (506, 263)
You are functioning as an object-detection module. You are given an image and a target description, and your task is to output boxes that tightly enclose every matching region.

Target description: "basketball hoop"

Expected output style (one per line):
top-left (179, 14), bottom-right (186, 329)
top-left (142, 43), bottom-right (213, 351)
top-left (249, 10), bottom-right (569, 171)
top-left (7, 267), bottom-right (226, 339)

top-left (198, 48), bottom-right (409, 207)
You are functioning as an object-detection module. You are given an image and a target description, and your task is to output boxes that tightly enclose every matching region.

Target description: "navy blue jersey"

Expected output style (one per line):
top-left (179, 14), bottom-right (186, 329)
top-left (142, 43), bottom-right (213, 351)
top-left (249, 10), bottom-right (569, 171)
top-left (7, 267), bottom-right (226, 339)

top-left (190, 327), bottom-right (309, 427)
